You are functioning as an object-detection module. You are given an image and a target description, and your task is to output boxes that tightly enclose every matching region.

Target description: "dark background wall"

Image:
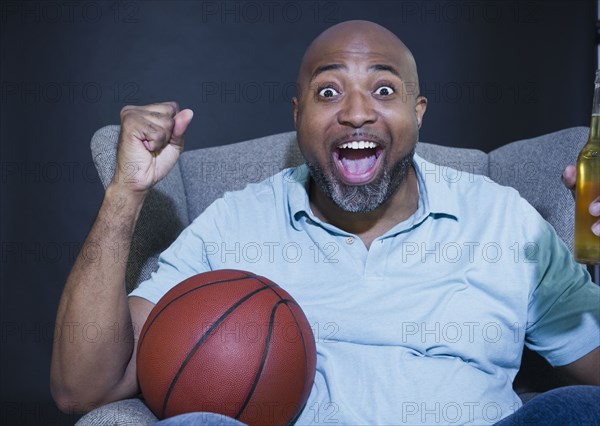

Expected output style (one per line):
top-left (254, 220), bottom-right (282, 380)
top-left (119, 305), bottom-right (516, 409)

top-left (0, 0), bottom-right (597, 424)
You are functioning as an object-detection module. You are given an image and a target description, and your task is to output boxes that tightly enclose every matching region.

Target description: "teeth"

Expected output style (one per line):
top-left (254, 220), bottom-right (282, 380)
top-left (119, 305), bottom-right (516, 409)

top-left (338, 141), bottom-right (378, 150)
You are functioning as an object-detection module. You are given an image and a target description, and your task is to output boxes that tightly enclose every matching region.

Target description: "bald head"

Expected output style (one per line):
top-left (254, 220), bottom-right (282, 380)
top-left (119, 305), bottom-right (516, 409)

top-left (296, 20), bottom-right (420, 99)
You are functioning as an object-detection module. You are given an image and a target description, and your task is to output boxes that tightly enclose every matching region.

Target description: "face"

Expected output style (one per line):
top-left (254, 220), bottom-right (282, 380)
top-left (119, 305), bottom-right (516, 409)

top-left (293, 26), bottom-right (427, 213)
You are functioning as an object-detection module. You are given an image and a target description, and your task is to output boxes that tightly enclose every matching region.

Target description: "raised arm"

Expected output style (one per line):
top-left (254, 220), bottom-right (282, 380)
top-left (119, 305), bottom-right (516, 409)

top-left (50, 102), bottom-right (193, 413)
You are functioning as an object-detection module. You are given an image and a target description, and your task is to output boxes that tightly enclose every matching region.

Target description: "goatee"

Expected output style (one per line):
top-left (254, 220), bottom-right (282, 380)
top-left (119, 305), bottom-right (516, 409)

top-left (306, 148), bottom-right (416, 213)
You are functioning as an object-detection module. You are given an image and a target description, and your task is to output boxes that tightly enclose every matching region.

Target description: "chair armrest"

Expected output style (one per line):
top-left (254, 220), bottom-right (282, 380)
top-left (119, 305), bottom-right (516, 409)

top-left (75, 399), bottom-right (157, 426)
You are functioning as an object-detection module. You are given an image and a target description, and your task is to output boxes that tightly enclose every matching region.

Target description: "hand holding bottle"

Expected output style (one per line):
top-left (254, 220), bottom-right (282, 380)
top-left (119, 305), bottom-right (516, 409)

top-left (562, 165), bottom-right (600, 238)
top-left (564, 71), bottom-right (600, 264)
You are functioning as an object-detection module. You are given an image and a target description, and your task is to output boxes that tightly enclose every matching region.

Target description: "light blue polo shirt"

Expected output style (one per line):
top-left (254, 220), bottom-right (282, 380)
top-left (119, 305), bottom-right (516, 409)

top-left (131, 154), bottom-right (599, 425)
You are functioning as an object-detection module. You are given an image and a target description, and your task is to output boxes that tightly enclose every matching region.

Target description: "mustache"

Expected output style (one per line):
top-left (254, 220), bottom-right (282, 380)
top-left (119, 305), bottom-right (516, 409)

top-left (328, 131), bottom-right (388, 149)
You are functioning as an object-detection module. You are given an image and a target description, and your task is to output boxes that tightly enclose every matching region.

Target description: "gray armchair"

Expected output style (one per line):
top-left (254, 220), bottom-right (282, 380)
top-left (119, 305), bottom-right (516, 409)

top-left (76, 126), bottom-right (590, 425)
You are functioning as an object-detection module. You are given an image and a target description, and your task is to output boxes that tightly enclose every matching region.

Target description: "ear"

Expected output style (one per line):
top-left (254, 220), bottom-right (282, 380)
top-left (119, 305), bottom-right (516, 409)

top-left (292, 97), bottom-right (299, 129)
top-left (415, 96), bottom-right (427, 129)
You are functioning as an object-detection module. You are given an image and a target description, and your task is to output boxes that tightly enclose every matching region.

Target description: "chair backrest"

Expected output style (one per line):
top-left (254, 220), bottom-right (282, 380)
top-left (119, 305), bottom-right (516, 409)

top-left (177, 132), bottom-right (490, 220)
top-left (489, 127), bottom-right (588, 253)
top-left (91, 126), bottom-right (588, 292)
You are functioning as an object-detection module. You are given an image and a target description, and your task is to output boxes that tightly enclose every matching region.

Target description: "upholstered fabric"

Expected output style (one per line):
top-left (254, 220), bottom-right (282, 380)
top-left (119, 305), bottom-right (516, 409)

top-left (178, 132), bottom-right (490, 220)
top-left (86, 125), bottom-right (589, 424)
top-left (179, 132), bottom-right (304, 220)
top-left (75, 398), bottom-right (157, 425)
top-left (92, 126), bottom-right (587, 293)
top-left (489, 127), bottom-right (588, 253)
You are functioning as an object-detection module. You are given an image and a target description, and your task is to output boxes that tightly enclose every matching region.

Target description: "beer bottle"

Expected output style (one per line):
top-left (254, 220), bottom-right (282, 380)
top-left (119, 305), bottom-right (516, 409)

top-left (574, 69), bottom-right (600, 264)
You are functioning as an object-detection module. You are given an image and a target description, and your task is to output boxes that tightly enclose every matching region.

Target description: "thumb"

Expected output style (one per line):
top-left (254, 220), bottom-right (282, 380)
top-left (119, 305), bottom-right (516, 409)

top-left (170, 109), bottom-right (194, 147)
top-left (561, 165), bottom-right (576, 188)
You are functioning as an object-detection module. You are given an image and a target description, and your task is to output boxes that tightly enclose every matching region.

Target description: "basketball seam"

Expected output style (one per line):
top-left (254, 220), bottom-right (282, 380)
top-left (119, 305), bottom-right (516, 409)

top-left (160, 284), bottom-right (271, 419)
top-left (234, 299), bottom-right (285, 420)
top-left (137, 274), bottom-right (253, 351)
top-left (236, 299), bottom-right (311, 425)
top-left (253, 275), bottom-right (288, 300)
top-left (281, 301), bottom-right (312, 426)
top-left (239, 276), bottom-right (312, 425)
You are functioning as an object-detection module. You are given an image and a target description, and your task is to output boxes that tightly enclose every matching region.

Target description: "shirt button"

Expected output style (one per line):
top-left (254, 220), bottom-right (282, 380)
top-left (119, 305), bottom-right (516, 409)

top-left (346, 237), bottom-right (354, 245)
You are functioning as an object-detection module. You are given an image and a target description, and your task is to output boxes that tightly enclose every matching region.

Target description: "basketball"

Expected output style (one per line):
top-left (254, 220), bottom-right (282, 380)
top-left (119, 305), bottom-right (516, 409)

top-left (136, 269), bottom-right (317, 425)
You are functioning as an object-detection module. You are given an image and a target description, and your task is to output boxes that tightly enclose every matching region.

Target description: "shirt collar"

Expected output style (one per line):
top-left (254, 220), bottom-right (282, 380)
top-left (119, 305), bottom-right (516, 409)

top-left (286, 154), bottom-right (460, 231)
top-left (412, 153), bottom-right (460, 220)
top-left (285, 165), bottom-right (313, 231)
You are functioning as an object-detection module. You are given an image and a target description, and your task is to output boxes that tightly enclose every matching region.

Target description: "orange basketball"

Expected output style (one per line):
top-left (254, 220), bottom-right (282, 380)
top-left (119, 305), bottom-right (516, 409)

top-left (136, 269), bottom-right (317, 425)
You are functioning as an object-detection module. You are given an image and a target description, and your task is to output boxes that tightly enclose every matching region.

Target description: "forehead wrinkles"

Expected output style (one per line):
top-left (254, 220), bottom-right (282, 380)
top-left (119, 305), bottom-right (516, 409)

top-left (296, 23), bottom-right (419, 96)
top-left (307, 52), bottom-right (411, 85)
top-left (316, 48), bottom-right (403, 63)
top-left (308, 41), bottom-right (405, 66)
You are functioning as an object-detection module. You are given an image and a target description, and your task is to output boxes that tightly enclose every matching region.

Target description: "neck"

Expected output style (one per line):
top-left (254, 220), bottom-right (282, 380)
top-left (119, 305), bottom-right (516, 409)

top-left (309, 166), bottom-right (420, 247)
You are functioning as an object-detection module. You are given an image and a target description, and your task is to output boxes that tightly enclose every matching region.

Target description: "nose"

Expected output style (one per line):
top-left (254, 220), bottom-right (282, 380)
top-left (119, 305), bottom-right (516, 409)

top-left (337, 91), bottom-right (377, 128)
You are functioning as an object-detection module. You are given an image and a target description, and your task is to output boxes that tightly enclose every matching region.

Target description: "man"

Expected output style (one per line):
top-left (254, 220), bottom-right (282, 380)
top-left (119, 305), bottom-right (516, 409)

top-left (51, 20), bottom-right (599, 425)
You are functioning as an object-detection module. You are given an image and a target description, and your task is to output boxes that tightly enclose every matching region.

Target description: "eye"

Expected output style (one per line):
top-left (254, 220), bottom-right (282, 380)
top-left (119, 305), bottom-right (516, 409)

top-left (374, 85), bottom-right (395, 96)
top-left (318, 87), bottom-right (340, 98)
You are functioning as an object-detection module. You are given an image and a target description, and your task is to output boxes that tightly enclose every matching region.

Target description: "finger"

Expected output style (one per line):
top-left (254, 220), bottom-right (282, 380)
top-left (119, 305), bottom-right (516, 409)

top-left (133, 119), bottom-right (171, 152)
top-left (139, 109), bottom-right (192, 152)
top-left (592, 219), bottom-right (600, 237)
top-left (134, 106), bottom-right (184, 152)
top-left (138, 114), bottom-right (176, 152)
top-left (123, 101), bottom-right (180, 119)
top-left (561, 164), bottom-right (576, 189)
top-left (589, 197), bottom-right (600, 217)
top-left (138, 110), bottom-right (176, 126)
top-left (170, 109), bottom-right (194, 148)
top-left (143, 101), bottom-right (180, 117)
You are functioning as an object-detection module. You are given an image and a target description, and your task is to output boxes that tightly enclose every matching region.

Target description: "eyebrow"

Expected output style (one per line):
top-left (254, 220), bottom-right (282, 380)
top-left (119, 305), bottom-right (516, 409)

top-left (309, 63), bottom-right (403, 83)
top-left (309, 63), bottom-right (347, 83)
top-left (368, 64), bottom-right (403, 79)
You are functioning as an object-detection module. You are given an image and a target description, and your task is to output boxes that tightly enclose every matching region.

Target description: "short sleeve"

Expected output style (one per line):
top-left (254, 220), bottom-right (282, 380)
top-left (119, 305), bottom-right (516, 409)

top-left (128, 199), bottom-right (229, 304)
top-left (523, 200), bottom-right (600, 366)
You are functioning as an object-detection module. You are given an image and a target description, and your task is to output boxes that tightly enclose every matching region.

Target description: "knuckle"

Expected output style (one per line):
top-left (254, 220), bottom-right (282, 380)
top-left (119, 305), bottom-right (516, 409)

top-left (148, 123), bottom-right (167, 142)
top-left (167, 101), bottom-right (179, 116)
top-left (120, 114), bottom-right (134, 129)
top-left (121, 111), bottom-right (142, 129)
top-left (165, 116), bottom-right (175, 130)
top-left (120, 105), bottom-right (134, 118)
top-left (145, 121), bottom-right (158, 134)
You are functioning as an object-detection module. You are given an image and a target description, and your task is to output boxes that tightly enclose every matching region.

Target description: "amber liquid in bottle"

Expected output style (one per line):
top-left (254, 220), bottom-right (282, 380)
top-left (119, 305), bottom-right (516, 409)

top-left (574, 71), bottom-right (600, 264)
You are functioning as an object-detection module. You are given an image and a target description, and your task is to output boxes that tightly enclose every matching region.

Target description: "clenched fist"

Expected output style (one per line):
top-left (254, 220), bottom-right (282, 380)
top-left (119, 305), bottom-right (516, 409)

top-left (112, 101), bottom-right (194, 194)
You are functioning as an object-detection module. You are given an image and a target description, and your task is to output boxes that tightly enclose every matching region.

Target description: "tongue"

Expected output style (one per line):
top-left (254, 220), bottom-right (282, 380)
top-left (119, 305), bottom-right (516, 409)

top-left (339, 149), bottom-right (377, 175)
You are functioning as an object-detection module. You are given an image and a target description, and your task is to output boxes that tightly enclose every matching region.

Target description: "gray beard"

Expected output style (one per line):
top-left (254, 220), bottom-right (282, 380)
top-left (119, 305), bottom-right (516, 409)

top-left (306, 148), bottom-right (416, 213)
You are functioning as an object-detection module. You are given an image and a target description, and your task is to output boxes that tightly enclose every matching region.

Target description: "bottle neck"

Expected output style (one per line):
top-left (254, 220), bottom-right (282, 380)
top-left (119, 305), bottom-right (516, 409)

top-left (590, 115), bottom-right (600, 143)
top-left (590, 71), bottom-right (600, 143)
top-left (593, 79), bottom-right (600, 115)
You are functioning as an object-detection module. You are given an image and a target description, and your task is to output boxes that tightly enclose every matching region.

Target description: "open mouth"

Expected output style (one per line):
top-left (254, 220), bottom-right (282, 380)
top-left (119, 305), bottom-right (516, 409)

top-left (332, 140), bottom-right (384, 184)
